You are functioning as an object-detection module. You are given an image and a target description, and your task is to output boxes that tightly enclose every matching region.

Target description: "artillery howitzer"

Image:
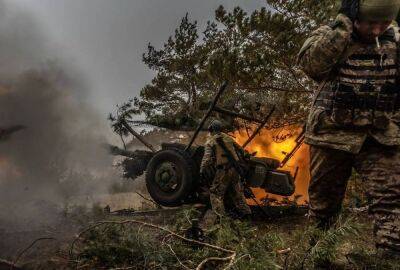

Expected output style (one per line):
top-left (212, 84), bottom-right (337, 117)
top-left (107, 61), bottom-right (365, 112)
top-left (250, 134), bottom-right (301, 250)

top-left (109, 82), bottom-right (298, 207)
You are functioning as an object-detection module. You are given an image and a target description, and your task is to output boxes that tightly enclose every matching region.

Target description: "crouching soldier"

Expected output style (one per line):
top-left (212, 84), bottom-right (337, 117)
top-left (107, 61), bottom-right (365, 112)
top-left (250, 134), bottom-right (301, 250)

top-left (298, 0), bottom-right (400, 258)
top-left (200, 120), bottom-right (251, 226)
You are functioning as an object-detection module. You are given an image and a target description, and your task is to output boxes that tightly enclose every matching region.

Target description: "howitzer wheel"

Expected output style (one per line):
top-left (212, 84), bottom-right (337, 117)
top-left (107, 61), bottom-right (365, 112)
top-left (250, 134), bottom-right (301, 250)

top-left (145, 148), bottom-right (198, 207)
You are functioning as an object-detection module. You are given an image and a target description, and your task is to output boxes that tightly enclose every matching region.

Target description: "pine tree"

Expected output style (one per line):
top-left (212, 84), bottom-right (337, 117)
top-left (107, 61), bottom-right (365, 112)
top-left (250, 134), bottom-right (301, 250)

top-left (112, 0), bottom-right (337, 132)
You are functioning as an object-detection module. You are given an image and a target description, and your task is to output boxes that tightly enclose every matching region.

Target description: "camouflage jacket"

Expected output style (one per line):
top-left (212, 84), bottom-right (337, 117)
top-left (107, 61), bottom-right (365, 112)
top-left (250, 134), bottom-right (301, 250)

top-left (200, 132), bottom-right (241, 172)
top-left (298, 14), bottom-right (400, 154)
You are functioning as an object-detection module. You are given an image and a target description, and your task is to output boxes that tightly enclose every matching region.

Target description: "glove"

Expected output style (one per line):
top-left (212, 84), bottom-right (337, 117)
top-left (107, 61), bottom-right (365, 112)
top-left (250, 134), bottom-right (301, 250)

top-left (339, 0), bottom-right (359, 22)
top-left (330, 14), bottom-right (354, 39)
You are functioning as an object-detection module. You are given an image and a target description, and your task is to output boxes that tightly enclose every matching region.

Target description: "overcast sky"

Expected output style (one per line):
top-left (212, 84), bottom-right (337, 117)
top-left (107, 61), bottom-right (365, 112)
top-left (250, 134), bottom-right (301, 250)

top-left (8, 0), bottom-right (265, 117)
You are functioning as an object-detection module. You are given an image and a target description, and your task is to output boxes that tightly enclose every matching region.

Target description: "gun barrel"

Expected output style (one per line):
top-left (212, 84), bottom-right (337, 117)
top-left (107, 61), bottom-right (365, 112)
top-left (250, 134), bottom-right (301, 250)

top-left (121, 120), bottom-right (156, 152)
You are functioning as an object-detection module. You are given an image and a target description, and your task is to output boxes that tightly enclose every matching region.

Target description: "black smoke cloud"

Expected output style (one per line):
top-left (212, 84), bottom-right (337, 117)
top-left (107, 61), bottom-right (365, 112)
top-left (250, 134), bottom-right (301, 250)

top-left (0, 1), bottom-right (117, 228)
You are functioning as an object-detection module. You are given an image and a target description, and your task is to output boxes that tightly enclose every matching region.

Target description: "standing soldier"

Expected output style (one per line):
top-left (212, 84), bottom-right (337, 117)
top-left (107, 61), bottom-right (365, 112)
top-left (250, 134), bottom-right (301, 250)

top-left (298, 0), bottom-right (400, 256)
top-left (200, 120), bottom-right (251, 226)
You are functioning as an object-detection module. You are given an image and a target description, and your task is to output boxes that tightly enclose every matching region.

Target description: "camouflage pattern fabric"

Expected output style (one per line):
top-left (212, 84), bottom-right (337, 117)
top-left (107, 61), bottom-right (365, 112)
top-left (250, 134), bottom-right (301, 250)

top-left (299, 14), bottom-right (400, 154)
top-left (300, 13), bottom-right (400, 254)
top-left (209, 168), bottom-right (251, 218)
top-left (333, 39), bottom-right (398, 129)
top-left (309, 139), bottom-right (400, 253)
top-left (200, 132), bottom-right (251, 226)
top-left (201, 132), bottom-right (240, 167)
top-left (298, 14), bottom-right (353, 83)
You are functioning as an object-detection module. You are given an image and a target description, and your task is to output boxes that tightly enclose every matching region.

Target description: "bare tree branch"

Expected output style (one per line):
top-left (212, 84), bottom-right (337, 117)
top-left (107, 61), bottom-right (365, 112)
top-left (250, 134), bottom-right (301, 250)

top-left (69, 219), bottom-right (236, 270)
top-left (135, 192), bottom-right (162, 209)
top-left (12, 237), bottom-right (56, 269)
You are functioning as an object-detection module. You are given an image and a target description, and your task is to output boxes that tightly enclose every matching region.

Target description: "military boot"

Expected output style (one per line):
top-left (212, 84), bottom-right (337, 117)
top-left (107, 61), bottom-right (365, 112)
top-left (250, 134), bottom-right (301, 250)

top-left (199, 209), bottom-right (219, 230)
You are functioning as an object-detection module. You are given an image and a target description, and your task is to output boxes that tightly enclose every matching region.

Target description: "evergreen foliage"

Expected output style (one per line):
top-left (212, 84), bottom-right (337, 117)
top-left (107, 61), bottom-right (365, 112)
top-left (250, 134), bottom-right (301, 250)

top-left (70, 209), bottom-right (400, 270)
top-left (308, 217), bottom-right (361, 264)
top-left (111, 1), bottom-right (338, 132)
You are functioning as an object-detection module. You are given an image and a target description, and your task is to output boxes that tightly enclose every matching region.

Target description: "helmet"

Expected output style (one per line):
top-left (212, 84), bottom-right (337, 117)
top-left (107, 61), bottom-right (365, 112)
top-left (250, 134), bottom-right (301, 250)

top-left (207, 120), bottom-right (222, 133)
top-left (358, 0), bottom-right (400, 21)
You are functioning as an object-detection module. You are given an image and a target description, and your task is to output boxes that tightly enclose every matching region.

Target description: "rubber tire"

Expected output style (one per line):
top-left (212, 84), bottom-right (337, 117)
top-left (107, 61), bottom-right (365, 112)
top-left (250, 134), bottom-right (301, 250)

top-left (145, 148), bottom-right (198, 207)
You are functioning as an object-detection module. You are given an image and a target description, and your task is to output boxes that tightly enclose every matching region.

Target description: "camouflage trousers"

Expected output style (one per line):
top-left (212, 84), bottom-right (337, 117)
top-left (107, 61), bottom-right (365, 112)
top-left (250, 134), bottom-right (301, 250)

top-left (209, 167), bottom-right (251, 218)
top-left (309, 138), bottom-right (400, 253)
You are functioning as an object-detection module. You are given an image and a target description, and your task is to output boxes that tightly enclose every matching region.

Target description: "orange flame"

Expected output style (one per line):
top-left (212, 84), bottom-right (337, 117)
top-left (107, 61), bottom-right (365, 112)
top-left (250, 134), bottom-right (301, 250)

top-left (233, 126), bottom-right (310, 205)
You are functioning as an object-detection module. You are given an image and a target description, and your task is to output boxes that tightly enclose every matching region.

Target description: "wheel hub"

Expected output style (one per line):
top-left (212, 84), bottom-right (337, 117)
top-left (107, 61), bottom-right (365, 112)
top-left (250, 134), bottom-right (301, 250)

top-left (155, 162), bottom-right (179, 192)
